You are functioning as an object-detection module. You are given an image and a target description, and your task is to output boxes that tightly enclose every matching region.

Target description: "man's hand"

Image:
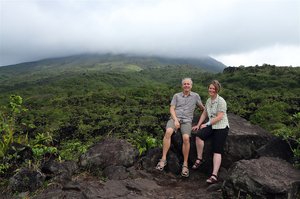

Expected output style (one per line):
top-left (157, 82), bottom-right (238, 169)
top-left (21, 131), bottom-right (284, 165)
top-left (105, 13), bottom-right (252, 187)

top-left (174, 120), bottom-right (180, 130)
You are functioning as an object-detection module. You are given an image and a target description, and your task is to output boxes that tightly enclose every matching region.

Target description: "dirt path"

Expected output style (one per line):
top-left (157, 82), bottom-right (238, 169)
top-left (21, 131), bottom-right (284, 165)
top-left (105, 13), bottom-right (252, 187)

top-left (152, 170), bottom-right (223, 199)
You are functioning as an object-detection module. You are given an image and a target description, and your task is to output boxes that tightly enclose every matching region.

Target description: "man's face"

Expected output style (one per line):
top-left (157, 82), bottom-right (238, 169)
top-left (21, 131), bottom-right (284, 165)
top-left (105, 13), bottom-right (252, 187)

top-left (182, 80), bottom-right (192, 92)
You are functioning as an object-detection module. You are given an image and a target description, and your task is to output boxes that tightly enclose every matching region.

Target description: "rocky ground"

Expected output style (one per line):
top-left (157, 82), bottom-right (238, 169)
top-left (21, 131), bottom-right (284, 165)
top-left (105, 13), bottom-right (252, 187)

top-left (33, 168), bottom-right (223, 199)
top-left (1, 167), bottom-right (223, 199)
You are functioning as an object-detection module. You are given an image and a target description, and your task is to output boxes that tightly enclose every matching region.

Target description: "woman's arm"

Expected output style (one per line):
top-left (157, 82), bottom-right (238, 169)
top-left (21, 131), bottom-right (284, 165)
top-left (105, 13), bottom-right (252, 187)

top-left (192, 109), bottom-right (208, 131)
top-left (207, 111), bottom-right (224, 126)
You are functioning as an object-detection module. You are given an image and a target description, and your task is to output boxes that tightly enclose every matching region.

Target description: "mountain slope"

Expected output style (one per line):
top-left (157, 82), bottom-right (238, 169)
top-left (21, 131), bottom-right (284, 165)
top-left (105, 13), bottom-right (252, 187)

top-left (0, 53), bottom-right (226, 76)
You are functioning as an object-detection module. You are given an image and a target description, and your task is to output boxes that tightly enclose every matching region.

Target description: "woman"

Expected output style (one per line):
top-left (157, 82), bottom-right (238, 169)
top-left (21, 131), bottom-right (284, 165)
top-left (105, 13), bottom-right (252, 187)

top-left (192, 80), bottom-right (229, 184)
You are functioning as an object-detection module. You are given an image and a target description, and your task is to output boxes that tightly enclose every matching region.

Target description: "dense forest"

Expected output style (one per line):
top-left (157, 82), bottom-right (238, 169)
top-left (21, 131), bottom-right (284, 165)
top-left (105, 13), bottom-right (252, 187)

top-left (0, 55), bottom-right (299, 189)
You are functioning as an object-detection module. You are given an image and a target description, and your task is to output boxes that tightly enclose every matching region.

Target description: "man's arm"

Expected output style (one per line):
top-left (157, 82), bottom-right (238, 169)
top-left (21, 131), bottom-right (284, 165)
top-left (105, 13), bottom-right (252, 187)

top-left (198, 103), bottom-right (205, 111)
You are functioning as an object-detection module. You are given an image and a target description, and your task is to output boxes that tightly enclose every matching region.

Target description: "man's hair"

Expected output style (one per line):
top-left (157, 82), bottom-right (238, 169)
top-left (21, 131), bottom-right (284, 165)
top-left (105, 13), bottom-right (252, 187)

top-left (182, 77), bottom-right (193, 85)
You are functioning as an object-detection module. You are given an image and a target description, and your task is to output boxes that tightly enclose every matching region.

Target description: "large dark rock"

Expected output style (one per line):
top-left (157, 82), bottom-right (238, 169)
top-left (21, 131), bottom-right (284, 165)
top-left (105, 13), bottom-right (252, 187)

top-left (79, 138), bottom-right (139, 169)
top-left (41, 160), bottom-right (78, 175)
top-left (169, 113), bottom-right (273, 174)
top-left (255, 137), bottom-right (294, 163)
top-left (223, 157), bottom-right (300, 199)
top-left (140, 148), bottom-right (181, 175)
top-left (222, 113), bottom-right (273, 168)
top-left (41, 160), bottom-right (78, 184)
top-left (140, 148), bottom-right (162, 172)
top-left (8, 168), bottom-right (45, 192)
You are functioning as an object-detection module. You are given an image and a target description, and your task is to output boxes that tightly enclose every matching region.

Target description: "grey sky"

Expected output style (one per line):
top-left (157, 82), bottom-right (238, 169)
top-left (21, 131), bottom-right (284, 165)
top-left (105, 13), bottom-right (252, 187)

top-left (0, 0), bottom-right (299, 66)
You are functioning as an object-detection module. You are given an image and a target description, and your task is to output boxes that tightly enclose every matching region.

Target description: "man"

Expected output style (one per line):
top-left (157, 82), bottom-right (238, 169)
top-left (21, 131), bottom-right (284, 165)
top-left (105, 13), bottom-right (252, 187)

top-left (156, 78), bottom-right (204, 177)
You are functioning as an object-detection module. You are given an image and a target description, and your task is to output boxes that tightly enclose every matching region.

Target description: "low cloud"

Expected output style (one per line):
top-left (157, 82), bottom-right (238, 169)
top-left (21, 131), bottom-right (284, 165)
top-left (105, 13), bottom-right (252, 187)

top-left (0, 0), bottom-right (299, 66)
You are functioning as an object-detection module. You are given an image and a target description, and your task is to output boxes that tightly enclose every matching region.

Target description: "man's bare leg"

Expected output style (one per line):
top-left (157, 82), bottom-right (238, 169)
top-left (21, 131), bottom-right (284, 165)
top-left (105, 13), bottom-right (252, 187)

top-left (159, 128), bottom-right (174, 167)
top-left (182, 134), bottom-right (190, 167)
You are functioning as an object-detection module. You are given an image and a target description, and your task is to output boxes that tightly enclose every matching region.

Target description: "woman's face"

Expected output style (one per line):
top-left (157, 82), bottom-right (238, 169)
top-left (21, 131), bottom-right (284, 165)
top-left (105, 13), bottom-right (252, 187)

top-left (208, 84), bottom-right (217, 97)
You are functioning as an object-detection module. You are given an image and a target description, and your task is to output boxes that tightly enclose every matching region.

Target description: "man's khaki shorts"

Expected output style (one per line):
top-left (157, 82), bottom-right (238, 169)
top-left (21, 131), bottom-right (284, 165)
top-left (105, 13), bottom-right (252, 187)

top-left (166, 119), bottom-right (192, 136)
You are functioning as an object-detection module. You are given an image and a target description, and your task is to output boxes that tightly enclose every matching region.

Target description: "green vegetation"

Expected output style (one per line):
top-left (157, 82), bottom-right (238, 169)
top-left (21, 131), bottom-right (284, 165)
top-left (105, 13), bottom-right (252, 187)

top-left (0, 95), bottom-right (25, 158)
top-left (0, 55), bottom-right (299, 184)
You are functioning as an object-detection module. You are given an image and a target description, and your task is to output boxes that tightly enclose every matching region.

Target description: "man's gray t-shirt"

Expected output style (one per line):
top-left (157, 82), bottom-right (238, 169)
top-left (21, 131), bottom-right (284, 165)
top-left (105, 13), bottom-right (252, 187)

top-left (170, 92), bottom-right (202, 123)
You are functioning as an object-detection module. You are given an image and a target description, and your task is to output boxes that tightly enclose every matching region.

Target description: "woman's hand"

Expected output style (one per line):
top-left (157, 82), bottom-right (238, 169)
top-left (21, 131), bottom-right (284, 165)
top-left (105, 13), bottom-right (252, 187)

top-left (200, 124), bottom-right (207, 129)
top-left (192, 125), bottom-right (200, 131)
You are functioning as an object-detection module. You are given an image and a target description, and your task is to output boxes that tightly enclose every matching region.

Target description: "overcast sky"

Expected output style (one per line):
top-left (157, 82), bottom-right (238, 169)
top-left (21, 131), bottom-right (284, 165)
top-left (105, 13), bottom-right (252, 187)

top-left (0, 0), bottom-right (299, 67)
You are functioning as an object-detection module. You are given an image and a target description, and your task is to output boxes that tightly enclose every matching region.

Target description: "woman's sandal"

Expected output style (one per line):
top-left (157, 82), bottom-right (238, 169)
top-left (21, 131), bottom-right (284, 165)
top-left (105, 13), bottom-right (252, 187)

top-left (155, 159), bottom-right (167, 171)
top-left (206, 174), bottom-right (218, 184)
top-left (192, 158), bottom-right (204, 169)
top-left (181, 165), bottom-right (189, 177)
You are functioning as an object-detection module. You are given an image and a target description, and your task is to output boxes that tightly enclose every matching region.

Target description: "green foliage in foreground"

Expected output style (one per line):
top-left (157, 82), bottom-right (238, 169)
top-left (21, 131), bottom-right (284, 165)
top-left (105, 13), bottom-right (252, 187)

top-left (59, 139), bottom-right (93, 161)
top-left (0, 97), bottom-right (60, 174)
top-left (273, 112), bottom-right (300, 167)
top-left (0, 95), bottom-right (28, 158)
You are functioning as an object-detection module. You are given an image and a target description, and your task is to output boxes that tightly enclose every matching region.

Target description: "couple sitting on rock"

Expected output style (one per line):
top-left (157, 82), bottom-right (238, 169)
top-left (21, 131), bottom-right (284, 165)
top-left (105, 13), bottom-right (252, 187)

top-left (155, 78), bottom-right (229, 184)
